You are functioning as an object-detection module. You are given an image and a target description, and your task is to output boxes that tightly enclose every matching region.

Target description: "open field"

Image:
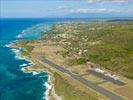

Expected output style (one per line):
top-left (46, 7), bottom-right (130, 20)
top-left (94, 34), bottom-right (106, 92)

top-left (54, 72), bottom-right (99, 100)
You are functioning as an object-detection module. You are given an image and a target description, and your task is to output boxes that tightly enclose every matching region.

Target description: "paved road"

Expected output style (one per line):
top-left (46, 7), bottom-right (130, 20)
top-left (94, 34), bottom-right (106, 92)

top-left (88, 70), bottom-right (125, 86)
top-left (42, 57), bottom-right (124, 100)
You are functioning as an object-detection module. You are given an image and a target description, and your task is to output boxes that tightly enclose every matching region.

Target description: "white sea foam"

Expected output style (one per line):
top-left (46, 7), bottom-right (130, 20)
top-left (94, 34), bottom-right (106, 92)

top-left (20, 63), bottom-right (28, 67)
top-left (4, 44), bottom-right (11, 47)
top-left (28, 62), bottom-right (32, 65)
top-left (13, 51), bottom-right (26, 60)
top-left (16, 29), bottom-right (26, 39)
top-left (11, 48), bottom-right (20, 53)
top-left (4, 41), bottom-right (14, 48)
top-left (10, 48), bottom-right (31, 62)
top-left (17, 34), bottom-right (23, 38)
top-left (12, 48), bottom-right (36, 76)
top-left (32, 71), bottom-right (40, 75)
top-left (15, 55), bottom-right (24, 60)
top-left (14, 54), bottom-right (32, 61)
top-left (21, 67), bottom-right (25, 72)
top-left (43, 75), bottom-right (52, 100)
top-left (20, 66), bottom-right (42, 76)
top-left (22, 30), bottom-right (25, 33)
top-left (16, 26), bottom-right (32, 39)
top-left (11, 49), bottom-right (22, 61)
top-left (28, 62), bottom-right (34, 65)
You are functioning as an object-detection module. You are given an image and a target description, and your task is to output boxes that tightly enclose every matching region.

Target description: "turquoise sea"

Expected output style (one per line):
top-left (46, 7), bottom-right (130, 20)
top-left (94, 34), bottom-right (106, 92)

top-left (0, 18), bottom-right (61, 100)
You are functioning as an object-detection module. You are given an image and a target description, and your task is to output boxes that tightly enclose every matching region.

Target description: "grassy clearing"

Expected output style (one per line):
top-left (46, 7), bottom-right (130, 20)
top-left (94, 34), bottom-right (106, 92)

top-left (54, 72), bottom-right (99, 100)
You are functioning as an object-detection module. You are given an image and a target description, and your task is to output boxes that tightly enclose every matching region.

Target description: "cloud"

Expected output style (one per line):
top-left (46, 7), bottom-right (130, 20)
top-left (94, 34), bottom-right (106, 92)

top-left (70, 8), bottom-right (109, 13)
top-left (87, 0), bottom-right (101, 4)
top-left (58, 6), bottom-right (64, 9)
top-left (69, 8), bottom-right (124, 14)
top-left (86, 0), bottom-right (130, 4)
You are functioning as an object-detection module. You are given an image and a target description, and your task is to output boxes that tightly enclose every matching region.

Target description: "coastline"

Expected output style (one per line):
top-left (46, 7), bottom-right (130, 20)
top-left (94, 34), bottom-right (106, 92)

top-left (21, 63), bottom-right (61, 100)
top-left (8, 42), bottom-right (55, 100)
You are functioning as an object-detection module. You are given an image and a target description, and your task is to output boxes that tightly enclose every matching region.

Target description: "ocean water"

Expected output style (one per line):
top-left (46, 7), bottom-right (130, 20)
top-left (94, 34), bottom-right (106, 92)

top-left (0, 18), bottom-right (60, 100)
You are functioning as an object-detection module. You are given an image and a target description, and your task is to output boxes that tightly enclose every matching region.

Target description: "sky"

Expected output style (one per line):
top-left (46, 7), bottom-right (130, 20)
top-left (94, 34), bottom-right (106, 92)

top-left (0, 0), bottom-right (133, 18)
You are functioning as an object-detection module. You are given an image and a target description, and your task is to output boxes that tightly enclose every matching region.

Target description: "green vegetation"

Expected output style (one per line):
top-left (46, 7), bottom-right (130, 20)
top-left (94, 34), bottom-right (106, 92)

top-left (46, 21), bottom-right (133, 79)
top-left (66, 58), bottom-right (88, 65)
top-left (54, 72), bottom-right (99, 100)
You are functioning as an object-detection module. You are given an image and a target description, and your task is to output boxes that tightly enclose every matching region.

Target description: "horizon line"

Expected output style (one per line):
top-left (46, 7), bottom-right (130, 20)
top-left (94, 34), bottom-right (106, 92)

top-left (1, 16), bottom-right (133, 19)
